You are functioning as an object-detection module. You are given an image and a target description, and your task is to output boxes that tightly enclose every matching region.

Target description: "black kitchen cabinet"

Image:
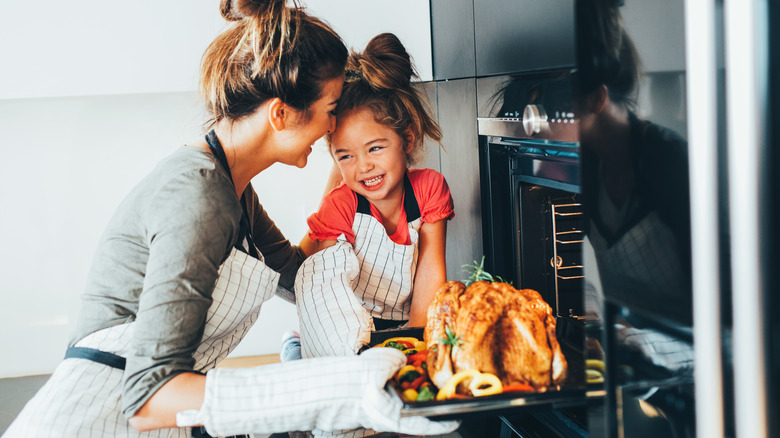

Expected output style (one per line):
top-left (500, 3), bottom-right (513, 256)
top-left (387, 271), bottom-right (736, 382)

top-left (431, 0), bottom-right (477, 80)
top-left (473, 0), bottom-right (576, 76)
top-left (436, 78), bottom-right (483, 281)
top-left (431, 0), bottom-right (576, 80)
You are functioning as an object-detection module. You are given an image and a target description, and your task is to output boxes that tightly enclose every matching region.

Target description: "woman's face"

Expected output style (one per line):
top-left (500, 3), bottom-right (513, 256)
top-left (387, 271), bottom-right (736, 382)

top-left (284, 76), bottom-right (343, 168)
top-left (330, 108), bottom-right (410, 206)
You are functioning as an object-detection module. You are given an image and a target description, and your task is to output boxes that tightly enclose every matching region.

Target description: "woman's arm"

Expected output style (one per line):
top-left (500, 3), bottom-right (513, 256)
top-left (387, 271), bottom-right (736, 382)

top-left (122, 169), bottom-right (240, 430)
top-left (128, 372), bottom-right (206, 431)
top-left (409, 220), bottom-right (447, 327)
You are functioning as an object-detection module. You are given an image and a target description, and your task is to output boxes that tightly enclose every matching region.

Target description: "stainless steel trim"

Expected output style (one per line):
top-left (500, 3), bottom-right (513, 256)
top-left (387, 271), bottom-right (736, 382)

top-left (724, 0), bottom-right (769, 437)
top-left (686, 1), bottom-right (725, 436)
top-left (685, 0), bottom-right (725, 436)
top-left (478, 117), bottom-right (579, 143)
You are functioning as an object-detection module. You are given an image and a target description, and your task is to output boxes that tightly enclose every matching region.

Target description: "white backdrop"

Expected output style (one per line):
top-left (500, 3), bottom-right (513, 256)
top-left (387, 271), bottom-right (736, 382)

top-left (0, 0), bottom-right (431, 378)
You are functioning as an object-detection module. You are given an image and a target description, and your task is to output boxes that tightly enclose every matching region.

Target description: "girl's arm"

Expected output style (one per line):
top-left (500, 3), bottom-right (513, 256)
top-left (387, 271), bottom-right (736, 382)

top-left (299, 235), bottom-right (338, 257)
top-left (299, 162), bottom-right (343, 257)
top-left (409, 219), bottom-right (448, 326)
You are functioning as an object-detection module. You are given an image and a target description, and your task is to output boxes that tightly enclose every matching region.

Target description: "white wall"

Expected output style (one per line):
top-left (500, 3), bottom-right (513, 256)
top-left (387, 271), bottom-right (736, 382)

top-left (0, 0), bottom-right (431, 100)
top-left (0, 92), bottom-right (336, 378)
top-left (0, 1), bottom-right (432, 378)
top-left (0, 0), bottom-right (223, 99)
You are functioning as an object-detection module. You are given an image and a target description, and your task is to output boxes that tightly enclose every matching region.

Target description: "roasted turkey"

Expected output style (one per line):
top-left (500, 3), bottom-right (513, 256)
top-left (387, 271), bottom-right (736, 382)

top-left (423, 281), bottom-right (465, 388)
top-left (451, 281), bottom-right (504, 377)
top-left (424, 280), bottom-right (568, 390)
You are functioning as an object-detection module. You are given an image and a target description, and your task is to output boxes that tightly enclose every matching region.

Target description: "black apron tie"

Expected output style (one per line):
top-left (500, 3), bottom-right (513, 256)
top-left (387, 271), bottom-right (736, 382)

top-left (205, 130), bottom-right (259, 258)
top-left (355, 173), bottom-right (421, 221)
top-left (64, 346), bottom-right (126, 370)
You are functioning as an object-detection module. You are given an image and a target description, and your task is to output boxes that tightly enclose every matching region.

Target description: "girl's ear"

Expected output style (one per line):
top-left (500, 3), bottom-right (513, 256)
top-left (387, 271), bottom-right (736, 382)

top-left (403, 129), bottom-right (416, 154)
top-left (268, 98), bottom-right (287, 132)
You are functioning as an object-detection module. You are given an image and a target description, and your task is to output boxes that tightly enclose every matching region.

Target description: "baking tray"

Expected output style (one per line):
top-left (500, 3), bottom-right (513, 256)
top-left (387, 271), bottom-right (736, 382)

top-left (370, 328), bottom-right (603, 419)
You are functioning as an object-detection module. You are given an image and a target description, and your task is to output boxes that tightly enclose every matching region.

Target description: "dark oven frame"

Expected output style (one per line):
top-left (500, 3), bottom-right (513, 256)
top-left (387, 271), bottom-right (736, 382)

top-left (477, 118), bottom-right (582, 320)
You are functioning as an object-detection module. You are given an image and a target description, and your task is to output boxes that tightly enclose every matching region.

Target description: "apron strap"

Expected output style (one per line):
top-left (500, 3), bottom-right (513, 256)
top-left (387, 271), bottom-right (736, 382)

top-left (64, 346), bottom-right (126, 370)
top-left (355, 173), bottom-right (421, 222)
top-left (205, 130), bottom-right (260, 259)
top-left (402, 173), bottom-right (421, 222)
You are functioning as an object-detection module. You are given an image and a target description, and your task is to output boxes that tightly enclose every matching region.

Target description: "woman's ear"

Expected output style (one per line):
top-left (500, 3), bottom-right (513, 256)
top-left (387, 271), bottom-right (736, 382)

top-left (267, 98), bottom-right (287, 132)
top-left (589, 85), bottom-right (609, 114)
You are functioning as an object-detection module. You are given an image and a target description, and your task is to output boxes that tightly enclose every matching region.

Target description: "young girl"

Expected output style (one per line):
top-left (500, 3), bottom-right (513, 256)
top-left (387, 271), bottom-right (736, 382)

top-left (294, 33), bottom-right (454, 358)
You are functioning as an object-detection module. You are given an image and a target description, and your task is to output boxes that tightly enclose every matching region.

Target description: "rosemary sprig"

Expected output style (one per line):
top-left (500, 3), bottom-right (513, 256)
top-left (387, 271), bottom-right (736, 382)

top-left (437, 325), bottom-right (464, 350)
top-left (462, 256), bottom-right (512, 286)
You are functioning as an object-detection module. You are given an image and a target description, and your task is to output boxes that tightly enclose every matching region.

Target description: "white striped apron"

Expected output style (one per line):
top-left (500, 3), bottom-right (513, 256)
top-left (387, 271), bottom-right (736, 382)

top-left (351, 191), bottom-right (421, 322)
top-left (4, 248), bottom-right (280, 438)
top-left (295, 176), bottom-right (421, 358)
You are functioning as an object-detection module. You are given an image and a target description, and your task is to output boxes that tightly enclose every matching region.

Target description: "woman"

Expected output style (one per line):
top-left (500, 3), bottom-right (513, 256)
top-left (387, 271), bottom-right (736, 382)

top-left (4, 1), bottom-right (455, 437)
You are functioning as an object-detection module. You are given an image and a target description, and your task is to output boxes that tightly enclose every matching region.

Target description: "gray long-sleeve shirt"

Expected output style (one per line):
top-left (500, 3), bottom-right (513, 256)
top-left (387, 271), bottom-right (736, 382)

top-left (70, 146), bottom-right (305, 417)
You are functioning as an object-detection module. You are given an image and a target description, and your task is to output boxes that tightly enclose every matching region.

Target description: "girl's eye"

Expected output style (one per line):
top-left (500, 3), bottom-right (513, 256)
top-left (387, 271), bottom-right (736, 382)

top-left (369, 146), bottom-right (384, 153)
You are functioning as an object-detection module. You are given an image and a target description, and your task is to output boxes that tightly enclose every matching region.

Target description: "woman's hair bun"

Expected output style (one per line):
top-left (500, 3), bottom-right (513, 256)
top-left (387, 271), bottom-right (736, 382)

top-left (353, 33), bottom-right (415, 91)
top-left (219, 0), bottom-right (286, 22)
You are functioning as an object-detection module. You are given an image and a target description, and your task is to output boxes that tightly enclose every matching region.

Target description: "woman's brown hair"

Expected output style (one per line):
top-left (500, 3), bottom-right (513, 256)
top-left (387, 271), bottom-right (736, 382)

top-left (332, 33), bottom-right (442, 165)
top-left (576, 0), bottom-right (643, 109)
top-left (200, 0), bottom-right (348, 126)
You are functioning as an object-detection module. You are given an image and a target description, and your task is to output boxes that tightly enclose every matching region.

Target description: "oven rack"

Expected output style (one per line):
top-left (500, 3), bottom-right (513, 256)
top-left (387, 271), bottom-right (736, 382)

top-left (551, 203), bottom-right (584, 318)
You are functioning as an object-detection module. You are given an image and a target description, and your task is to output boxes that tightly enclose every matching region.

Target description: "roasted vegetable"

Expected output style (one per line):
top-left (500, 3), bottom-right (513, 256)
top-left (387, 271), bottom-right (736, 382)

top-left (417, 384), bottom-right (436, 402)
top-left (468, 372), bottom-right (503, 396)
top-left (502, 383), bottom-right (534, 393)
top-left (376, 337), bottom-right (420, 348)
top-left (436, 369), bottom-right (504, 400)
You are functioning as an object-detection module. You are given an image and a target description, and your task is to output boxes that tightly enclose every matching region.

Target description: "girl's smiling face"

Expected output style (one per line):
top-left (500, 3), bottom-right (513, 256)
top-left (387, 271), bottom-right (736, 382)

top-left (330, 108), bottom-right (412, 207)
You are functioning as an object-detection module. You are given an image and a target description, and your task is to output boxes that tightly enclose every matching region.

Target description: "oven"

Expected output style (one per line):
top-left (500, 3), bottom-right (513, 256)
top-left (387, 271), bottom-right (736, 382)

top-left (475, 71), bottom-right (598, 436)
top-left (417, 0), bottom-right (779, 434)
top-left (474, 23), bottom-right (698, 432)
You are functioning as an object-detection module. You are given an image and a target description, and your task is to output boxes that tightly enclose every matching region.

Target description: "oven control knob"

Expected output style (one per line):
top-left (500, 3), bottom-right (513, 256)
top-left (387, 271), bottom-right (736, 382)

top-left (523, 104), bottom-right (548, 135)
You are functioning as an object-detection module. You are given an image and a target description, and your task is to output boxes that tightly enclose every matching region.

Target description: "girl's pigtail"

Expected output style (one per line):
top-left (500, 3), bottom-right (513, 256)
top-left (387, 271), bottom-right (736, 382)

top-left (355, 33), bottom-right (443, 160)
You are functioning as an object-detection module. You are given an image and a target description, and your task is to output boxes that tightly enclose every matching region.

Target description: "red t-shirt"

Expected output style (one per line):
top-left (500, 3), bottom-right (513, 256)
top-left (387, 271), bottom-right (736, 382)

top-left (307, 168), bottom-right (454, 245)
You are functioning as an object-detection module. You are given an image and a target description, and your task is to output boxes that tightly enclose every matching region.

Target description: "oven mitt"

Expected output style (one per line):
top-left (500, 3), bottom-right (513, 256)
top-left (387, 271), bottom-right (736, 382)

top-left (295, 237), bottom-right (374, 358)
top-left (176, 348), bottom-right (458, 436)
top-left (616, 324), bottom-right (694, 373)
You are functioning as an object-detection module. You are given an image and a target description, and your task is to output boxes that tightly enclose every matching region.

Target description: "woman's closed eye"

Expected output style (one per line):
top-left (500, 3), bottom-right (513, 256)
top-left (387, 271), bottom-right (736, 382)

top-left (337, 154), bottom-right (353, 161)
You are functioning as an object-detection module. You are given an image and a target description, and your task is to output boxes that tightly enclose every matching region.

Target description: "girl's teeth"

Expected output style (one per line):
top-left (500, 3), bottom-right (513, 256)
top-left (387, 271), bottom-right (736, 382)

top-left (363, 176), bottom-right (383, 186)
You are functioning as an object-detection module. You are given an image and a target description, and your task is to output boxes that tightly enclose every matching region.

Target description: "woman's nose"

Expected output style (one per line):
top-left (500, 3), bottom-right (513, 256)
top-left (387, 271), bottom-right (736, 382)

top-left (327, 116), bottom-right (336, 135)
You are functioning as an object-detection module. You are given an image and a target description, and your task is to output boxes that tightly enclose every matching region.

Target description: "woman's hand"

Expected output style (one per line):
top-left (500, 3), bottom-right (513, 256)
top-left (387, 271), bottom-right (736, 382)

top-left (177, 348), bottom-right (458, 436)
top-left (128, 372), bottom-right (206, 432)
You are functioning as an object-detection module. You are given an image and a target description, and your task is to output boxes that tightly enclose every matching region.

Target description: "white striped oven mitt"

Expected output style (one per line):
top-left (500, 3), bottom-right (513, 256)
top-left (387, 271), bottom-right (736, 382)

top-left (294, 238), bottom-right (374, 358)
top-left (176, 348), bottom-right (458, 436)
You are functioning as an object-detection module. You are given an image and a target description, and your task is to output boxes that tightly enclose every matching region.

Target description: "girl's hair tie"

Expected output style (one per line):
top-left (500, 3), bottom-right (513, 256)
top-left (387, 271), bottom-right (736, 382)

top-left (345, 69), bottom-right (363, 81)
